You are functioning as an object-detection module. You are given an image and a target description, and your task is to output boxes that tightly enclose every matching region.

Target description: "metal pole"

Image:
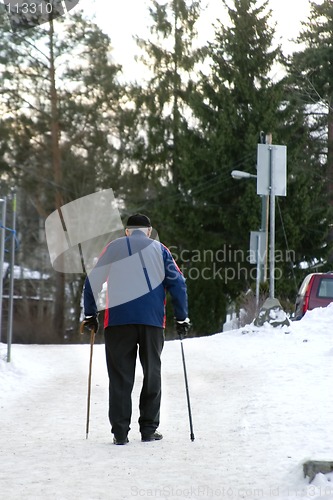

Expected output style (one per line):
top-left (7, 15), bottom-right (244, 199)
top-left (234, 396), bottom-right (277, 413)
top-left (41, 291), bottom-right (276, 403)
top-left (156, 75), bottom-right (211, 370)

top-left (260, 195), bottom-right (269, 283)
top-left (179, 334), bottom-right (195, 441)
top-left (269, 147), bottom-right (275, 299)
top-left (0, 197), bottom-right (7, 343)
top-left (255, 234), bottom-right (260, 310)
top-left (86, 328), bottom-right (95, 439)
top-left (7, 193), bottom-right (17, 362)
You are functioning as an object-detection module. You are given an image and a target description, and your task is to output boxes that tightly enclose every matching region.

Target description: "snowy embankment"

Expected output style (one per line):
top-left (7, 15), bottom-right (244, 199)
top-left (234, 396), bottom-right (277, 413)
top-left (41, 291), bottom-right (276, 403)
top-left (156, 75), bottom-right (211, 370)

top-left (1, 305), bottom-right (333, 500)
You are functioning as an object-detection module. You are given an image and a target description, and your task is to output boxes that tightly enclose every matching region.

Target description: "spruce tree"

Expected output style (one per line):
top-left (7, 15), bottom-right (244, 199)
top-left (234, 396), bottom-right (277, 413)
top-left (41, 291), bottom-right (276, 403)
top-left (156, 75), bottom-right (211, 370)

top-left (0, 9), bottom-right (125, 341)
top-left (274, 93), bottom-right (331, 299)
top-left (287, 0), bottom-right (333, 260)
top-left (130, 0), bottom-right (203, 190)
top-left (126, 0), bottom-right (209, 334)
top-left (181, 0), bottom-right (284, 330)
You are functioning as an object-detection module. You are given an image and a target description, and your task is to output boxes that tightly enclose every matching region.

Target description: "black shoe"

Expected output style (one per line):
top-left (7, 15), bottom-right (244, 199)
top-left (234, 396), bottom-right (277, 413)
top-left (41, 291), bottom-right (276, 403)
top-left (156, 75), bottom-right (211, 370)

top-left (113, 436), bottom-right (129, 445)
top-left (141, 431), bottom-right (163, 442)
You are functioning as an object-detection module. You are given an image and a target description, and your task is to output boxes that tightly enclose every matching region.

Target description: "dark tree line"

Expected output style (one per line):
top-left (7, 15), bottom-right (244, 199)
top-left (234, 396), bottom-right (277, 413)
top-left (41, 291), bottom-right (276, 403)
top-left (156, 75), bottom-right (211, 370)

top-left (0, 0), bottom-right (332, 341)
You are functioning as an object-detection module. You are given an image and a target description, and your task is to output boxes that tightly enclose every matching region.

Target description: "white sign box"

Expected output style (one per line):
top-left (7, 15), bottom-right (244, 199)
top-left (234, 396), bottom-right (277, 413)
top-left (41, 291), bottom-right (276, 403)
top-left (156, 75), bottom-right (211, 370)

top-left (257, 144), bottom-right (287, 197)
top-left (249, 231), bottom-right (267, 265)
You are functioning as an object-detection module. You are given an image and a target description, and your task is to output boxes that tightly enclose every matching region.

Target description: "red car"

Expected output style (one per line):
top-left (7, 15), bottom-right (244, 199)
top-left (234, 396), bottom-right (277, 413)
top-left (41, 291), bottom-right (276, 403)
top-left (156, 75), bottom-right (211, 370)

top-left (294, 272), bottom-right (333, 319)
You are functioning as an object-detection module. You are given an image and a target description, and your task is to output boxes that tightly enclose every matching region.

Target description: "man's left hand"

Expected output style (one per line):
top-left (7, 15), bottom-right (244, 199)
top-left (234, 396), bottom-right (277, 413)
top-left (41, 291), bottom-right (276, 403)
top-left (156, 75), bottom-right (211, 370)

top-left (176, 318), bottom-right (191, 337)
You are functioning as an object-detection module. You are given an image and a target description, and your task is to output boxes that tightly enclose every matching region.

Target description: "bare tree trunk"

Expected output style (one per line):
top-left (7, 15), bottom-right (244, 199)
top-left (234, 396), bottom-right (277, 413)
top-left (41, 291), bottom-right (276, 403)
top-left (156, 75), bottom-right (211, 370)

top-left (49, 17), bottom-right (65, 340)
top-left (328, 100), bottom-right (333, 201)
top-left (327, 98), bottom-right (333, 262)
top-left (172, 0), bottom-right (180, 188)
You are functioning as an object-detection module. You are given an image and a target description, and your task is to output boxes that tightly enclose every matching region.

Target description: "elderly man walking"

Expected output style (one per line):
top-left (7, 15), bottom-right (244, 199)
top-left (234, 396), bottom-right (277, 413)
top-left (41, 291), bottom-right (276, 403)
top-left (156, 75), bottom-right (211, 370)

top-left (83, 213), bottom-right (190, 445)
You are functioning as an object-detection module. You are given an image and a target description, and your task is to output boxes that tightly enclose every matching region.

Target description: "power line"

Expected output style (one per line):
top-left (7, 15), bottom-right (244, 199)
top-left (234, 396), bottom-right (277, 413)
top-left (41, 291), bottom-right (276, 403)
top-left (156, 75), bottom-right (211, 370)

top-left (276, 197), bottom-right (298, 293)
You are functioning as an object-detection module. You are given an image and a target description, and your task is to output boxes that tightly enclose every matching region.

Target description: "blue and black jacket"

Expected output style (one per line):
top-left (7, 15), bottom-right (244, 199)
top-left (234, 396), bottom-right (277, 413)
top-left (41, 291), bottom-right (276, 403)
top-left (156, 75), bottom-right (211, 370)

top-left (83, 230), bottom-right (188, 329)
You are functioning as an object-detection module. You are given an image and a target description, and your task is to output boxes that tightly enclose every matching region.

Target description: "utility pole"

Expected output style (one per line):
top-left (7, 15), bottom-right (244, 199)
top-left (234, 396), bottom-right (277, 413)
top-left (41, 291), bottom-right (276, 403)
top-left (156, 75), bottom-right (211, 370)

top-left (0, 197), bottom-right (7, 343)
top-left (268, 144), bottom-right (275, 298)
top-left (259, 132), bottom-right (271, 284)
top-left (257, 140), bottom-right (287, 299)
top-left (7, 192), bottom-right (17, 362)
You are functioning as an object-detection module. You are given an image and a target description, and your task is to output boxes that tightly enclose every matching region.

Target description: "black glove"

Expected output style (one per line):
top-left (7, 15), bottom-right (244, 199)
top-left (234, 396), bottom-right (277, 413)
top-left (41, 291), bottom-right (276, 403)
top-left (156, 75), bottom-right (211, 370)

top-left (82, 315), bottom-right (99, 333)
top-left (175, 318), bottom-right (191, 337)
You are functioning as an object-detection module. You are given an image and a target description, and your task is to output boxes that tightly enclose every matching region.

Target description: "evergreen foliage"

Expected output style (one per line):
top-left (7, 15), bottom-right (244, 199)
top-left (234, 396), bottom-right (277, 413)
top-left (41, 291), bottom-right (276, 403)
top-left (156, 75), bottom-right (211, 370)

top-left (0, 9), bottom-right (125, 341)
top-left (284, 0), bottom-right (333, 273)
top-left (0, 1), bottom-right (332, 341)
top-left (172, 0), bottom-right (284, 332)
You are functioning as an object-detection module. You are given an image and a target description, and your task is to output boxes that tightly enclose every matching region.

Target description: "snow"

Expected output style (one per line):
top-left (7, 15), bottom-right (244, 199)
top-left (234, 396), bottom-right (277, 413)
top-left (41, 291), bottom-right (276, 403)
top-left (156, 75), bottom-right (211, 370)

top-left (3, 262), bottom-right (49, 280)
top-left (1, 305), bottom-right (333, 500)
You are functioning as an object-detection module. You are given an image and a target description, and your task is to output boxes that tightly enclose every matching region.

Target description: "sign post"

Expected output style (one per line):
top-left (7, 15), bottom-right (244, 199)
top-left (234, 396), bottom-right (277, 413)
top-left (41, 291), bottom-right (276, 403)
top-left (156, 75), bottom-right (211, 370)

top-left (257, 144), bottom-right (287, 298)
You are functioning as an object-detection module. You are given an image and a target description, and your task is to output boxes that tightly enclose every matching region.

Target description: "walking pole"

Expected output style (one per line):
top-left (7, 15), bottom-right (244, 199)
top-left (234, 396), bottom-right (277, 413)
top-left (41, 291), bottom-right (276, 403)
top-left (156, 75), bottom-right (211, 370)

top-left (86, 328), bottom-right (95, 439)
top-left (179, 333), bottom-right (195, 441)
top-left (80, 322), bottom-right (96, 439)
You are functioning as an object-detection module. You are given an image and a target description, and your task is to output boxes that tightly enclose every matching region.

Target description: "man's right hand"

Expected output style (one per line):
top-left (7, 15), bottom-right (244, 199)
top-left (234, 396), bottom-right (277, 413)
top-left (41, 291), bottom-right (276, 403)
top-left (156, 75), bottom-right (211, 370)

top-left (81, 315), bottom-right (99, 333)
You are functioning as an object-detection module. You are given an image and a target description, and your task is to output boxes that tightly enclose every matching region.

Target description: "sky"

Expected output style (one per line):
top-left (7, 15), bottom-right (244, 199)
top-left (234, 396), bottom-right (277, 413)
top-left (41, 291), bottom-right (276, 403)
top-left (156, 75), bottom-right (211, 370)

top-left (72, 0), bottom-right (314, 80)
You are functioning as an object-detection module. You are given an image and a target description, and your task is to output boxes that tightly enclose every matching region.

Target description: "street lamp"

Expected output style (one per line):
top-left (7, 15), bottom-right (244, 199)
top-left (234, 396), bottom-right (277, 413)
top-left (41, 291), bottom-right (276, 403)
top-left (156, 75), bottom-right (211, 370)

top-left (231, 170), bottom-right (257, 180)
top-left (0, 197), bottom-right (7, 344)
top-left (231, 141), bottom-right (287, 325)
top-left (231, 169), bottom-right (267, 308)
top-left (257, 144), bottom-right (287, 299)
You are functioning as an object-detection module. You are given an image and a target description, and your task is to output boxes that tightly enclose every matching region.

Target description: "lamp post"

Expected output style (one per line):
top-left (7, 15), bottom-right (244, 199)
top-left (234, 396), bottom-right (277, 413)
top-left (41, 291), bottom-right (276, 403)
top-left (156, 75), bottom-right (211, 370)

top-left (257, 144), bottom-right (287, 299)
top-left (231, 170), bottom-right (267, 309)
top-left (268, 146), bottom-right (275, 299)
top-left (0, 197), bottom-right (7, 343)
top-left (231, 170), bottom-right (257, 180)
top-left (231, 143), bottom-right (286, 302)
top-left (231, 171), bottom-right (268, 269)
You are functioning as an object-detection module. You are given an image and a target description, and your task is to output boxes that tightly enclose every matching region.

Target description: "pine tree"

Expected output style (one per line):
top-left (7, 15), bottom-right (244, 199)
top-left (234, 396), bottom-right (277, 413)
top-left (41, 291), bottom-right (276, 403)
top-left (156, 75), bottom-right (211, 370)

top-left (179, 0), bottom-right (284, 330)
top-left (287, 0), bottom-right (333, 256)
top-left (274, 93), bottom-right (332, 299)
top-left (193, 0), bottom-right (281, 229)
top-left (0, 9), bottom-right (125, 341)
top-left (130, 0), bottom-right (204, 189)
top-left (127, 0), bottom-right (288, 333)
top-left (125, 0), bottom-right (209, 335)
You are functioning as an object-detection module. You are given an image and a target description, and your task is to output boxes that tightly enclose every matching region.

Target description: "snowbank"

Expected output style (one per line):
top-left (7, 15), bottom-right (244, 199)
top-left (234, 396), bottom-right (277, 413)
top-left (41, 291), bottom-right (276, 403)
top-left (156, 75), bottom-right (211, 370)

top-left (1, 305), bottom-right (333, 499)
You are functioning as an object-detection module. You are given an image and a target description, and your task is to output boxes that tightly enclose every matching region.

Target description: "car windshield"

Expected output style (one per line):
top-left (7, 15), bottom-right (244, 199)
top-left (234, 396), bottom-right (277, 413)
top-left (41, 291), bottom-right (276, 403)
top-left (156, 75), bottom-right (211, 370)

top-left (317, 278), bottom-right (333, 298)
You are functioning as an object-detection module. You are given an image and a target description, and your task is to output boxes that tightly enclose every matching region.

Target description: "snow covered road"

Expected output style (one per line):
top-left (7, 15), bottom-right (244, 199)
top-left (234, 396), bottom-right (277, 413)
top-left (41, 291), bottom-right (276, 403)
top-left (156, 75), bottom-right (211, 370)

top-left (1, 306), bottom-right (333, 499)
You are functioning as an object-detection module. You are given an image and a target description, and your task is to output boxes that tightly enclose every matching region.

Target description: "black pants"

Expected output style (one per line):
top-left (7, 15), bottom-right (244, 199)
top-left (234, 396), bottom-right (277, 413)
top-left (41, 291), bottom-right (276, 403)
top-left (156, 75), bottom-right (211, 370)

top-left (104, 324), bottom-right (164, 439)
